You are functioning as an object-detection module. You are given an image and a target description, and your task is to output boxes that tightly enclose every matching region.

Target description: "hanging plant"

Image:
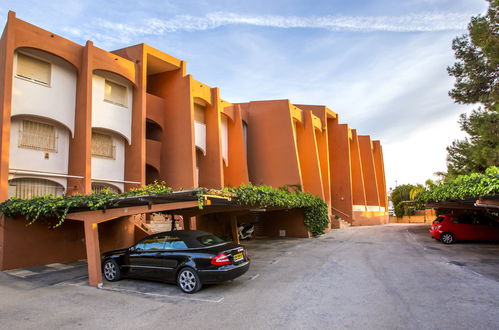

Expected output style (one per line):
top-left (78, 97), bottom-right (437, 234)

top-left (416, 166), bottom-right (499, 203)
top-left (225, 184), bottom-right (329, 237)
top-left (0, 182), bottom-right (330, 236)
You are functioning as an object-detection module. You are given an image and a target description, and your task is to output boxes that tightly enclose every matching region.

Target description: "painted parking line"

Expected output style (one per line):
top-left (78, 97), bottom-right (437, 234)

top-left (45, 263), bottom-right (75, 271)
top-left (4, 269), bottom-right (38, 278)
top-left (247, 274), bottom-right (260, 280)
top-left (5, 261), bottom-right (86, 279)
top-left (52, 275), bottom-right (89, 286)
top-left (99, 286), bottom-right (224, 303)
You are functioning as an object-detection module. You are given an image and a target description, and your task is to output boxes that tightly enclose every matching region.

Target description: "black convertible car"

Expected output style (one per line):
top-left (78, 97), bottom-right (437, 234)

top-left (101, 230), bottom-right (250, 293)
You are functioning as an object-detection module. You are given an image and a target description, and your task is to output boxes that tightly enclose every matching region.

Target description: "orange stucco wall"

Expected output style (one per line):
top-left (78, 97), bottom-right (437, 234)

top-left (243, 100), bottom-right (302, 188)
top-left (358, 135), bottom-right (380, 206)
top-left (0, 12), bottom-right (390, 272)
top-left (350, 130), bottom-right (367, 206)
top-left (259, 209), bottom-right (310, 238)
top-left (0, 215), bottom-right (144, 270)
top-left (295, 111), bottom-right (324, 199)
top-left (147, 70), bottom-right (196, 190)
top-left (329, 119), bottom-right (354, 222)
top-left (352, 211), bottom-right (389, 226)
top-left (223, 105), bottom-right (249, 187)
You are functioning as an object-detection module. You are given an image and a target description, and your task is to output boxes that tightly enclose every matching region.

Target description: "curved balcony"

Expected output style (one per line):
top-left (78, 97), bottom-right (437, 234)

top-left (146, 93), bottom-right (164, 129)
top-left (146, 138), bottom-right (161, 172)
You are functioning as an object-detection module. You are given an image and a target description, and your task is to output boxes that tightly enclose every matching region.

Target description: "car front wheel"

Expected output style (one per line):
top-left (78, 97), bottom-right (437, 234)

top-left (441, 232), bottom-right (455, 244)
top-left (177, 267), bottom-right (202, 293)
top-left (103, 259), bottom-right (121, 281)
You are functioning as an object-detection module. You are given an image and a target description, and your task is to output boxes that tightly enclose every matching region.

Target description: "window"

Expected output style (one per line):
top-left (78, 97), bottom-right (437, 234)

top-left (453, 215), bottom-right (473, 224)
top-left (242, 121), bottom-right (248, 158)
top-left (8, 178), bottom-right (64, 199)
top-left (164, 236), bottom-right (188, 250)
top-left (135, 236), bottom-right (167, 251)
top-left (104, 80), bottom-right (127, 107)
top-left (91, 132), bottom-right (115, 159)
top-left (196, 234), bottom-right (225, 247)
top-left (19, 120), bottom-right (57, 152)
top-left (91, 182), bottom-right (120, 194)
top-left (433, 217), bottom-right (445, 224)
top-left (194, 103), bottom-right (206, 123)
top-left (16, 53), bottom-right (51, 85)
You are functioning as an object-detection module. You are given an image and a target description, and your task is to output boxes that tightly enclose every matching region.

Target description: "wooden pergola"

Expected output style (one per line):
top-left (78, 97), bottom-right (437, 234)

top-left (425, 195), bottom-right (499, 211)
top-left (63, 190), bottom-right (287, 287)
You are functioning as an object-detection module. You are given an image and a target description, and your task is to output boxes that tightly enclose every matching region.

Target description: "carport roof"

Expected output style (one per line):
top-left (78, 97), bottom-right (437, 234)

top-left (67, 189), bottom-right (237, 213)
top-left (65, 188), bottom-right (290, 221)
top-left (425, 195), bottom-right (499, 210)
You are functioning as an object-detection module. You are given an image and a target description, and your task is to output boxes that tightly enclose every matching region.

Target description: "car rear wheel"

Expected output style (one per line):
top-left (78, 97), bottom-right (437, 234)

top-left (441, 232), bottom-right (455, 244)
top-left (177, 267), bottom-right (202, 293)
top-left (103, 259), bottom-right (121, 281)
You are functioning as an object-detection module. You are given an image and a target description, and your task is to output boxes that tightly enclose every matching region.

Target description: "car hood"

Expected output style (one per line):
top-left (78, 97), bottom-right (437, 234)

top-left (102, 248), bottom-right (129, 258)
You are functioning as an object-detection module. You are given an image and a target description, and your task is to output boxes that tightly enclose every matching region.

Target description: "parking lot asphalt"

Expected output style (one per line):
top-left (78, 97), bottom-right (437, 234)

top-left (0, 223), bottom-right (498, 329)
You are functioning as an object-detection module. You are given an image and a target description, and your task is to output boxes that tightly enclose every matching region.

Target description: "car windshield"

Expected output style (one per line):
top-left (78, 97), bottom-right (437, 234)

top-left (196, 234), bottom-right (226, 246)
top-left (433, 217), bottom-right (445, 223)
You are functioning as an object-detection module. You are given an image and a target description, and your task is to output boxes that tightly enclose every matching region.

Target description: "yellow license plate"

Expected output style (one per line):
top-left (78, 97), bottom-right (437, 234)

top-left (233, 253), bottom-right (243, 261)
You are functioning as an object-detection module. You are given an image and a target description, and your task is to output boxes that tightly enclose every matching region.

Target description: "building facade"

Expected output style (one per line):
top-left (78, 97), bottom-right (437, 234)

top-left (0, 12), bottom-right (388, 271)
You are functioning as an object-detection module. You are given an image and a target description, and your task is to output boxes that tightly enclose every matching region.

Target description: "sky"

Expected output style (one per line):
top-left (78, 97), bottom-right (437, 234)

top-left (0, 0), bottom-right (489, 191)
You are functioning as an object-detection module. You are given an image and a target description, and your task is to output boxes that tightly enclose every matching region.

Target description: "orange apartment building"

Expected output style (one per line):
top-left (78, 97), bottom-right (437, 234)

top-left (0, 12), bottom-right (388, 273)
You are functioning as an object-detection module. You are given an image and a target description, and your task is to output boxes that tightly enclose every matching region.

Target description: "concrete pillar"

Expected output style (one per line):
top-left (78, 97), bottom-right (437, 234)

top-left (373, 141), bottom-right (388, 209)
top-left (125, 47), bottom-right (146, 191)
top-left (198, 87), bottom-right (223, 189)
top-left (358, 135), bottom-right (380, 207)
top-left (350, 130), bottom-right (367, 207)
top-left (328, 118), bottom-right (353, 222)
top-left (315, 124), bottom-right (331, 207)
top-left (148, 66), bottom-right (195, 190)
top-left (244, 100), bottom-right (301, 187)
top-left (230, 214), bottom-right (240, 245)
top-left (295, 111), bottom-right (324, 199)
top-left (68, 41), bottom-right (93, 195)
top-left (224, 104), bottom-right (249, 187)
top-left (183, 216), bottom-right (197, 230)
top-left (84, 221), bottom-right (103, 287)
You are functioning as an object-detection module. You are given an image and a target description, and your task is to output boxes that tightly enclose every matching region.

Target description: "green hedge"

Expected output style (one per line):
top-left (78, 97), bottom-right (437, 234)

top-left (416, 166), bottom-right (499, 203)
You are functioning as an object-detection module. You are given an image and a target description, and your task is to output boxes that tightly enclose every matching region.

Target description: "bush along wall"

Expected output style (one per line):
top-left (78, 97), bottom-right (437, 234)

top-left (0, 183), bottom-right (330, 237)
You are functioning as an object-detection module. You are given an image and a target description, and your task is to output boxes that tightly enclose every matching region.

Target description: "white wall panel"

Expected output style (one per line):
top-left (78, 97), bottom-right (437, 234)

top-left (91, 134), bottom-right (125, 192)
top-left (9, 118), bottom-right (70, 191)
top-left (12, 49), bottom-right (76, 135)
top-left (194, 121), bottom-right (206, 155)
top-left (92, 72), bottom-right (132, 143)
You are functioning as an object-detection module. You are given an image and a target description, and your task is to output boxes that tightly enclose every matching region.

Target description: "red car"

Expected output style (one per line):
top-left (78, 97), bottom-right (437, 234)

top-left (429, 214), bottom-right (499, 244)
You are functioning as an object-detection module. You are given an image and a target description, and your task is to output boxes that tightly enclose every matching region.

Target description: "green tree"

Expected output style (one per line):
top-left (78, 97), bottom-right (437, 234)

top-left (446, 109), bottom-right (498, 176)
top-left (409, 184), bottom-right (424, 201)
top-left (446, 0), bottom-right (499, 177)
top-left (390, 184), bottom-right (416, 217)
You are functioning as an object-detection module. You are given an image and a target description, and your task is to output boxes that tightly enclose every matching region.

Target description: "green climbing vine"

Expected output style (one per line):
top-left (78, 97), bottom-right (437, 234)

top-left (0, 182), bottom-right (330, 237)
top-left (0, 181), bottom-right (173, 228)
top-left (225, 184), bottom-right (329, 237)
top-left (416, 166), bottom-right (499, 203)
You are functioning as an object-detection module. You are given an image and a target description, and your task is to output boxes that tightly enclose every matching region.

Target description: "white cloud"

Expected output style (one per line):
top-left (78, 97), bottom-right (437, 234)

top-left (62, 11), bottom-right (472, 47)
top-left (383, 110), bottom-right (468, 189)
